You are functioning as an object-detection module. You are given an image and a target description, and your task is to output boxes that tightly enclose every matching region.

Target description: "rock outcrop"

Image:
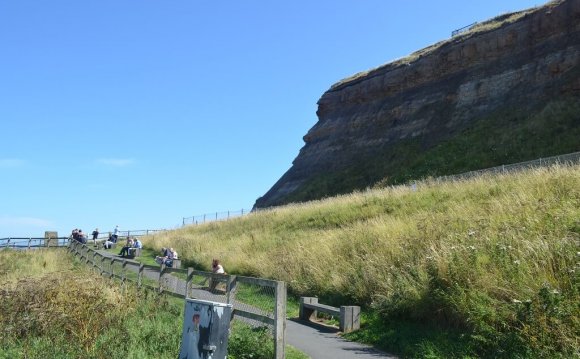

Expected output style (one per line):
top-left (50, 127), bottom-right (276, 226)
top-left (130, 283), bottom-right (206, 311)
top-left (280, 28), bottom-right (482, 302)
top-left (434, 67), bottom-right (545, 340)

top-left (255, 0), bottom-right (580, 208)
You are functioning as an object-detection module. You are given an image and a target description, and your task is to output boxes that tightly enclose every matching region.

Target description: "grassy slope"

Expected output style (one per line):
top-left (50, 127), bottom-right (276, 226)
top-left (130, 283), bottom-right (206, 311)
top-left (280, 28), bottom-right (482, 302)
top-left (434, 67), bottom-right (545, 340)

top-left (145, 165), bottom-right (579, 358)
top-left (0, 250), bottom-right (308, 359)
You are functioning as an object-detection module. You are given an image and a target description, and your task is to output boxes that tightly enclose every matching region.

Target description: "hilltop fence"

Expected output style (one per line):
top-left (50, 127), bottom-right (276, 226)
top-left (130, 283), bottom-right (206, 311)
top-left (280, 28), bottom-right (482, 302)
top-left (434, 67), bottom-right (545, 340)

top-left (95, 229), bottom-right (166, 239)
top-left (182, 209), bottom-right (252, 226)
top-left (451, 22), bottom-right (477, 36)
top-left (68, 241), bottom-right (286, 359)
top-left (436, 151), bottom-right (580, 183)
top-left (180, 152), bottom-right (580, 226)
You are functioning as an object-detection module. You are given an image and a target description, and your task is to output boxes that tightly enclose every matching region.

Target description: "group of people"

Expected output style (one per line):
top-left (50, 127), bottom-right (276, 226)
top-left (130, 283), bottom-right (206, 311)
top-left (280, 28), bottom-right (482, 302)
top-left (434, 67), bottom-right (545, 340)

top-left (70, 225), bottom-right (120, 248)
top-left (71, 227), bottom-right (228, 288)
top-left (70, 228), bottom-right (100, 245)
top-left (118, 236), bottom-right (143, 257)
top-left (70, 228), bottom-right (87, 244)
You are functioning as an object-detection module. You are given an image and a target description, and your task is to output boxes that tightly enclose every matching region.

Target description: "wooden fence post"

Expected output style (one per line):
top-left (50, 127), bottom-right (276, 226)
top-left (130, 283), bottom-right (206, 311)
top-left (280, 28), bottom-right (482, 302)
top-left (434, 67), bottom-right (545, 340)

top-left (110, 258), bottom-right (115, 279)
top-left (159, 264), bottom-right (165, 293)
top-left (226, 275), bottom-right (237, 304)
top-left (138, 264), bottom-right (144, 287)
top-left (299, 297), bottom-right (318, 320)
top-left (186, 267), bottom-right (193, 298)
top-left (274, 280), bottom-right (286, 359)
top-left (339, 306), bottom-right (361, 333)
top-left (122, 260), bottom-right (127, 287)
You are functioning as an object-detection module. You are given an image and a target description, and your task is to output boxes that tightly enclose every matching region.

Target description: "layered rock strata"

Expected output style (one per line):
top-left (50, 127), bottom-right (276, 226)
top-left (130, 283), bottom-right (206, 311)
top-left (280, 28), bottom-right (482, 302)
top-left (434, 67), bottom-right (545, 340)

top-left (255, 0), bottom-right (580, 208)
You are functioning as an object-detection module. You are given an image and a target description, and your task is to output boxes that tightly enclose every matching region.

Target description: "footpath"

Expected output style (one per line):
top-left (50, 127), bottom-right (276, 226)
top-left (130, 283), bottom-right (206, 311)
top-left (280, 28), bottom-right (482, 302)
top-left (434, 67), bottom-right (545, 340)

top-left (97, 250), bottom-right (396, 359)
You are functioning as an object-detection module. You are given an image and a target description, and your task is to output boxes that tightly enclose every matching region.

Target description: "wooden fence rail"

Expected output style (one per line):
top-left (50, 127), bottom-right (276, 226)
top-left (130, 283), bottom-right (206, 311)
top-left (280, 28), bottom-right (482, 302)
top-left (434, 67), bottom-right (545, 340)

top-left (68, 241), bottom-right (286, 359)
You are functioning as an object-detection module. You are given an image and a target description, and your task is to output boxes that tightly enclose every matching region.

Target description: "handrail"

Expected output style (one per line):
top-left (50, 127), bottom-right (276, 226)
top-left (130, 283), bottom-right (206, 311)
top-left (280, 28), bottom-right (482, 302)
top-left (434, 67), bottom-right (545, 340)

top-left (182, 209), bottom-right (251, 226)
top-left (451, 22), bottom-right (477, 36)
top-left (1, 228), bottom-right (167, 246)
top-left (0, 237), bottom-right (69, 249)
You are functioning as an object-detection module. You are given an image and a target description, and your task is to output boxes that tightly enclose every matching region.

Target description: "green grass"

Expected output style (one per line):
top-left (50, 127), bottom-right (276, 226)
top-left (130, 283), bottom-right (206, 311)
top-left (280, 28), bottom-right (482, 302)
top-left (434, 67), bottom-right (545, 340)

top-left (0, 250), bottom-right (308, 359)
top-left (144, 164), bottom-right (580, 358)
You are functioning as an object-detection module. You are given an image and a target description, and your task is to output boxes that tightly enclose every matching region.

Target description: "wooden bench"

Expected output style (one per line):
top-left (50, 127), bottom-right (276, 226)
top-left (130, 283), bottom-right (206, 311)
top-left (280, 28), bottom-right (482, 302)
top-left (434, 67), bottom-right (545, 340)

top-left (169, 259), bottom-right (181, 269)
top-left (299, 297), bottom-right (360, 333)
top-left (127, 247), bottom-right (142, 258)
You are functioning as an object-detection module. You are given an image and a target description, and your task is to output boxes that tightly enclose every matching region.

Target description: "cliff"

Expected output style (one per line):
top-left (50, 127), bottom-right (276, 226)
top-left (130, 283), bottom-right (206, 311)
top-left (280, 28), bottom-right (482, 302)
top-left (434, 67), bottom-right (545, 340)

top-left (255, 0), bottom-right (580, 208)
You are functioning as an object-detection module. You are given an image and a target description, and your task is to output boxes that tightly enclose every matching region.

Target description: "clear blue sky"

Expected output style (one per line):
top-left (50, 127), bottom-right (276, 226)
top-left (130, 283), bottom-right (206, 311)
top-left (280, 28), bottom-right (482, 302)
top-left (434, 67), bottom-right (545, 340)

top-left (0, 0), bottom-right (544, 238)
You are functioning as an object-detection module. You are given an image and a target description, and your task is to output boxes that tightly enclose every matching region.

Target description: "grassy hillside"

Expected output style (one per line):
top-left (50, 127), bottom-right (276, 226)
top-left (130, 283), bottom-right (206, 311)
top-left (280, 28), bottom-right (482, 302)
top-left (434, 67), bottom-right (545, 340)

top-left (0, 250), bottom-right (307, 359)
top-left (145, 164), bottom-right (579, 358)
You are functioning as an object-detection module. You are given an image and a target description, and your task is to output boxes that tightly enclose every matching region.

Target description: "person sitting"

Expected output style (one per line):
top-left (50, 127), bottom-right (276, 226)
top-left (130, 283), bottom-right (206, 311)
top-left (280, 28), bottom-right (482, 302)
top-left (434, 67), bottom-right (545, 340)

top-left (77, 230), bottom-right (87, 244)
top-left (155, 247), bottom-right (177, 266)
top-left (209, 259), bottom-right (226, 292)
top-left (70, 229), bottom-right (79, 242)
top-left (119, 237), bottom-right (134, 257)
top-left (103, 237), bottom-right (114, 249)
top-left (161, 247), bottom-right (170, 257)
top-left (127, 238), bottom-right (143, 257)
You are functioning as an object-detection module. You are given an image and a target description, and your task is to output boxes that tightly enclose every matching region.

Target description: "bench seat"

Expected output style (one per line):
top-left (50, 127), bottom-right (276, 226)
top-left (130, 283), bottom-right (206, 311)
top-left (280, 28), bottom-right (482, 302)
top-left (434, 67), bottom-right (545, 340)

top-left (127, 247), bottom-right (142, 258)
top-left (299, 297), bottom-right (360, 333)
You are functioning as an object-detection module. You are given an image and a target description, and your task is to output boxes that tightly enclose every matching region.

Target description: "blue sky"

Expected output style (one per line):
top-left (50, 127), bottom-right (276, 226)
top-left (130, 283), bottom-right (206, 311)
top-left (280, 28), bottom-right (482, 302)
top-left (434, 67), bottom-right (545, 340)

top-left (0, 0), bottom-right (544, 238)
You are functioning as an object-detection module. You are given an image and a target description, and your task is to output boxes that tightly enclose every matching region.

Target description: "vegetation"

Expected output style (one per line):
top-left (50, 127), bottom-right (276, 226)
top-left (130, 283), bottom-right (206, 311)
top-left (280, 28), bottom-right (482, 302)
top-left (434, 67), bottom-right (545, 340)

top-left (0, 250), bottom-right (307, 359)
top-left (144, 164), bottom-right (580, 358)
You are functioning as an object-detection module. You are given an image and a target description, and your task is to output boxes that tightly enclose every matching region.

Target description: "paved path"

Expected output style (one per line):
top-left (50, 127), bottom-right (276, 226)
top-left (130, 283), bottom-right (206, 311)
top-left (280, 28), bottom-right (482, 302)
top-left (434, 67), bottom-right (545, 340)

top-left (95, 249), bottom-right (397, 359)
top-left (287, 319), bottom-right (396, 359)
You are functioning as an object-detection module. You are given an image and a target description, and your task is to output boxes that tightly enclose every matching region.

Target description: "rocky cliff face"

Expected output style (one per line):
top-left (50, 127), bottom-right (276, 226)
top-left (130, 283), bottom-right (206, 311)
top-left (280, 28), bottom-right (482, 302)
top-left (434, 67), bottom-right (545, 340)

top-left (255, 0), bottom-right (580, 208)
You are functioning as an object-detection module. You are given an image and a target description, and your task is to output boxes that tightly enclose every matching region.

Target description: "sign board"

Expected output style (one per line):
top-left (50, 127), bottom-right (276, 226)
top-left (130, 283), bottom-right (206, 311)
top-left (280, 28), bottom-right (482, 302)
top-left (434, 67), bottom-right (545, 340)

top-left (179, 298), bottom-right (233, 359)
top-left (44, 231), bottom-right (58, 247)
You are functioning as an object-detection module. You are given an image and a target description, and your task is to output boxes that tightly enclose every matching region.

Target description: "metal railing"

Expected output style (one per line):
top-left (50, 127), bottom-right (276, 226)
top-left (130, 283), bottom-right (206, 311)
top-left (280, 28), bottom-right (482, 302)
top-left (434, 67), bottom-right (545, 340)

top-left (95, 229), bottom-right (167, 239)
top-left (0, 237), bottom-right (69, 249)
top-left (2, 229), bottom-right (167, 249)
top-left (452, 22), bottom-right (477, 36)
top-left (437, 151), bottom-right (580, 183)
top-left (182, 209), bottom-right (251, 226)
top-left (68, 241), bottom-right (286, 359)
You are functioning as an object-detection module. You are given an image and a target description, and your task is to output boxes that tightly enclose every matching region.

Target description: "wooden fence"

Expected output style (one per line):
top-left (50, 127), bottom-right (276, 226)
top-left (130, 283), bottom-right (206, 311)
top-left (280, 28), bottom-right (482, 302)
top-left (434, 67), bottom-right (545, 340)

top-left (68, 241), bottom-right (286, 359)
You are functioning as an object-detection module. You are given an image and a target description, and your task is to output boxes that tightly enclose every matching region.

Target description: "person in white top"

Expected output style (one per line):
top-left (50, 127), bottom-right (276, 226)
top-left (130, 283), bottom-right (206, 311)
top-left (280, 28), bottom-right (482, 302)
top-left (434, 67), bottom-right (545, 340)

top-left (212, 259), bottom-right (224, 274)
top-left (209, 259), bottom-right (225, 292)
top-left (112, 225), bottom-right (120, 243)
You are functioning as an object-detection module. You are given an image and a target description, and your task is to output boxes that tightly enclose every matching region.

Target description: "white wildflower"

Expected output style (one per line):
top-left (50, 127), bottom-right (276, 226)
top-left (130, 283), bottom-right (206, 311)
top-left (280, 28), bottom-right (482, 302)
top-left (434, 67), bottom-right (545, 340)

top-left (512, 299), bottom-right (522, 303)
top-left (513, 260), bottom-right (521, 265)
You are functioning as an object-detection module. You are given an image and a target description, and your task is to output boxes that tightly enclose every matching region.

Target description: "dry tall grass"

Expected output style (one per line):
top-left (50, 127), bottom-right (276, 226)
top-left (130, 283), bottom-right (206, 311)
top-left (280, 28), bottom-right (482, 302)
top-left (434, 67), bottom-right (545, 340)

top-left (146, 165), bottom-right (578, 300)
top-left (144, 164), bottom-right (579, 356)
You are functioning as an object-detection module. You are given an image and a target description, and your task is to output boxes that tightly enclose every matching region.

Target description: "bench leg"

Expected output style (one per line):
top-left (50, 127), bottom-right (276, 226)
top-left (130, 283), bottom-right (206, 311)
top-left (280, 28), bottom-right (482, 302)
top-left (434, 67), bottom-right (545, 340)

top-left (340, 306), bottom-right (361, 333)
top-left (299, 297), bottom-right (318, 321)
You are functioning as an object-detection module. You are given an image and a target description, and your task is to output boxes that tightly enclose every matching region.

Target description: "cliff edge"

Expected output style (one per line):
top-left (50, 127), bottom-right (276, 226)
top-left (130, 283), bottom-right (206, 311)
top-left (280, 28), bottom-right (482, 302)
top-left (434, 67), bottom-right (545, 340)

top-left (255, 0), bottom-right (580, 208)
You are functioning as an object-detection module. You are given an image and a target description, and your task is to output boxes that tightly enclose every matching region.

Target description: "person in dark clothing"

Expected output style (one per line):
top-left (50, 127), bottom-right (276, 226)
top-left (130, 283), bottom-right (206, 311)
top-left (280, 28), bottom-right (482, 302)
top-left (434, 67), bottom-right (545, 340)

top-left (92, 228), bottom-right (99, 246)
